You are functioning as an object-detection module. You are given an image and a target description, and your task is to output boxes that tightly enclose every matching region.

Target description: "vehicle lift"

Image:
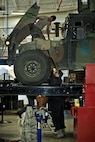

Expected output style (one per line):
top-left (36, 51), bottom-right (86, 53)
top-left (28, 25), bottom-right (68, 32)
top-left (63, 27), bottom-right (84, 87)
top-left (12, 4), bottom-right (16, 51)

top-left (0, 61), bottom-right (95, 141)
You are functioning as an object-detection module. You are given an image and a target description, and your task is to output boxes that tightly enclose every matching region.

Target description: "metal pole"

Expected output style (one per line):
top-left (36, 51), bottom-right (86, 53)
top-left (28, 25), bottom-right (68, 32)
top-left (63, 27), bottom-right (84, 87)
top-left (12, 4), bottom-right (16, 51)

top-left (5, 0), bottom-right (9, 36)
top-left (36, 113), bottom-right (43, 142)
top-left (0, 97), bottom-right (4, 123)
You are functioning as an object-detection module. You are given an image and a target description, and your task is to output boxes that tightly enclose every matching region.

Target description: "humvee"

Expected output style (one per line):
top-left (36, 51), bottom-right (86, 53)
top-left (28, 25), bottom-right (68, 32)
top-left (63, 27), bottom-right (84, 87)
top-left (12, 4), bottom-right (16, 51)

top-left (5, 0), bottom-right (95, 85)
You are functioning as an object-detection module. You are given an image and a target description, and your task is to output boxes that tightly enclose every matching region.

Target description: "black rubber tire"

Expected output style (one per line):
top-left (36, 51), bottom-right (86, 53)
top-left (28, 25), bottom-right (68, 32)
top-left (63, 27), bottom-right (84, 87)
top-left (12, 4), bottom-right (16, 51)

top-left (14, 50), bottom-right (51, 85)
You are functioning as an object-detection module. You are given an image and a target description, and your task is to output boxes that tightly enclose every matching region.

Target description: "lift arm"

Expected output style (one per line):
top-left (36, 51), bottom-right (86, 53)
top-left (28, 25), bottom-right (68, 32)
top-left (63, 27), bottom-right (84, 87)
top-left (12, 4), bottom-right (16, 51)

top-left (0, 81), bottom-right (82, 97)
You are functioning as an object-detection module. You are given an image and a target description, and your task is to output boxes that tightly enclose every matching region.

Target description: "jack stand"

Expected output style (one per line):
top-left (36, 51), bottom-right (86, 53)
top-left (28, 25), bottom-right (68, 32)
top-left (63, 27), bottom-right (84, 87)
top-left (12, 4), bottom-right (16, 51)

top-left (36, 110), bottom-right (45, 142)
top-left (36, 113), bottom-right (43, 142)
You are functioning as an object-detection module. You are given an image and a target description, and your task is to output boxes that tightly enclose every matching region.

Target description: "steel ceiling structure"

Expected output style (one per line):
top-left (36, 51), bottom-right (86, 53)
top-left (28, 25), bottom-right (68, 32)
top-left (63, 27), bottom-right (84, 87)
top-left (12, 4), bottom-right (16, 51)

top-left (0, 0), bottom-right (77, 16)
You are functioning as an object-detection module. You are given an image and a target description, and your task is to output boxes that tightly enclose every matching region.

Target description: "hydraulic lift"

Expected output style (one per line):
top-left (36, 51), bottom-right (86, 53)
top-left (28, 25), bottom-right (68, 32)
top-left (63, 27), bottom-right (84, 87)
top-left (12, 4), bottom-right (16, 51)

top-left (0, 82), bottom-right (82, 96)
top-left (1, 61), bottom-right (95, 142)
top-left (0, 76), bottom-right (82, 123)
top-left (0, 58), bottom-right (83, 125)
top-left (0, 76), bottom-right (83, 142)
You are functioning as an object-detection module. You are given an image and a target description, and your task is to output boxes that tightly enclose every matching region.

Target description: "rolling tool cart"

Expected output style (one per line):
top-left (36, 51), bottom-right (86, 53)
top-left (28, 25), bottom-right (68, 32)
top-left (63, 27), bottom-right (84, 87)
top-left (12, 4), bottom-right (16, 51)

top-left (71, 64), bottom-right (95, 142)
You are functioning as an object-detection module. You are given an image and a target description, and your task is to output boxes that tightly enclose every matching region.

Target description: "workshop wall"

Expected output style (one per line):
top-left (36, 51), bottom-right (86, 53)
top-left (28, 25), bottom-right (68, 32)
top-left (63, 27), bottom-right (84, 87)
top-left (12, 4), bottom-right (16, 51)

top-left (0, 9), bottom-right (77, 39)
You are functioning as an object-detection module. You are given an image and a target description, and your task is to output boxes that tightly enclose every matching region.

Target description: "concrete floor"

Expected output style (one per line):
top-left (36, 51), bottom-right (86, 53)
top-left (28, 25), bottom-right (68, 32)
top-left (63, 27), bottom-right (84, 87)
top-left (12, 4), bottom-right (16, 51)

top-left (0, 110), bottom-right (76, 142)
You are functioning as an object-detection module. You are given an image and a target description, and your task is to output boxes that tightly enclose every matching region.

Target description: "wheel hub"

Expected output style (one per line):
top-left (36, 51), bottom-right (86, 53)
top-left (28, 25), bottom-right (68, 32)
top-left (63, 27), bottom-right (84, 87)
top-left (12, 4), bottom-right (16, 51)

top-left (25, 60), bottom-right (41, 77)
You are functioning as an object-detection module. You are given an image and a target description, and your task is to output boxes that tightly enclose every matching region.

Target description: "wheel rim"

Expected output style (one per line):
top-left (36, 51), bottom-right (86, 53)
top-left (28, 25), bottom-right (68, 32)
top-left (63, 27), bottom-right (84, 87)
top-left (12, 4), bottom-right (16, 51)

top-left (24, 60), bottom-right (41, 77)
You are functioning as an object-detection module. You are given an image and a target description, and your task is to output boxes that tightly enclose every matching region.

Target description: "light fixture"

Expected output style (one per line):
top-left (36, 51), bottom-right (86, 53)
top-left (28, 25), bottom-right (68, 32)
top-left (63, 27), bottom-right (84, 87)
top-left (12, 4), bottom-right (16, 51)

top-left (12, 10), bottom-right (25, 15)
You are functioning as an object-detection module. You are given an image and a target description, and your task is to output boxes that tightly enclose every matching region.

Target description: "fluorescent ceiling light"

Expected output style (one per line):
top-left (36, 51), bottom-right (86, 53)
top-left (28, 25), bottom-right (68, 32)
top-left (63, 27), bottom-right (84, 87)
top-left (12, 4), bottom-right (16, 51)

top-left (12, 10), bottom-right (25, 15)
top-left (12, 12), bottom-right (25, 15)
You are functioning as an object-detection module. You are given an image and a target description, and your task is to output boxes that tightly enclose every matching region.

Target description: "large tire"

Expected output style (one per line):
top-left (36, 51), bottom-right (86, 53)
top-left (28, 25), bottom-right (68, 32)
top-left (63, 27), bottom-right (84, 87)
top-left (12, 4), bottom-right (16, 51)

top-left (14, 50), bottom-right (51, 85)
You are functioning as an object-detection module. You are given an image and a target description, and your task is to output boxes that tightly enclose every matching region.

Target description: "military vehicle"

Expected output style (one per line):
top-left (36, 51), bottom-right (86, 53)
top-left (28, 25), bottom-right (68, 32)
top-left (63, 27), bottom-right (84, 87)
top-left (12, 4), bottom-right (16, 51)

top-left (5, 0), bottom-right (95, 85)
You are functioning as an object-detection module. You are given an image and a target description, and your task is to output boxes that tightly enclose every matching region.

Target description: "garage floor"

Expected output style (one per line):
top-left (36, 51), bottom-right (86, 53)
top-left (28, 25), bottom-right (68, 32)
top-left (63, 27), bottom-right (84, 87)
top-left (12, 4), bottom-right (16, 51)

top-left (0, 110), bottom-right (75, 142)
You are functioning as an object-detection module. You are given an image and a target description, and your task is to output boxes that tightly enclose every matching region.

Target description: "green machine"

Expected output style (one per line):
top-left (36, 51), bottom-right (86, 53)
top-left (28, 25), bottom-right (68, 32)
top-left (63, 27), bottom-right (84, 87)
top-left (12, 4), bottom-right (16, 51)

top-left (5, 0), bottom-right (95, 85)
